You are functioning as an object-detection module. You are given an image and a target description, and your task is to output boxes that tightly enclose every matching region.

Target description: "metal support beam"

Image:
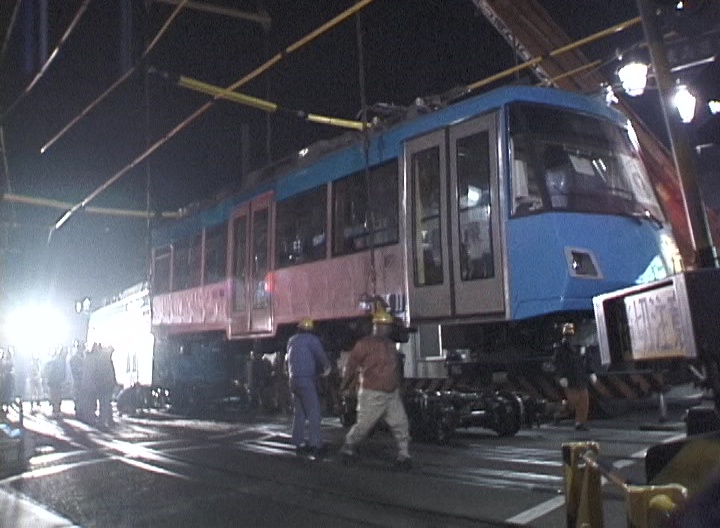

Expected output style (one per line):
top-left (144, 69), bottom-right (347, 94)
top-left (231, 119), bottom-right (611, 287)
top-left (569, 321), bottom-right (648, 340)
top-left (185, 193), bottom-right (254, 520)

top-left (636, 0), bottom-right (718, 269)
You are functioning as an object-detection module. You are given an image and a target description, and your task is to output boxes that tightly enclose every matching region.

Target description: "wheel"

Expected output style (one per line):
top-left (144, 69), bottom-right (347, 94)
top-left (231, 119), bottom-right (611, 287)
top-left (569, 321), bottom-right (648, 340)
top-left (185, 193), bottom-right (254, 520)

top-left (491, 394), bottom-right (521, 437)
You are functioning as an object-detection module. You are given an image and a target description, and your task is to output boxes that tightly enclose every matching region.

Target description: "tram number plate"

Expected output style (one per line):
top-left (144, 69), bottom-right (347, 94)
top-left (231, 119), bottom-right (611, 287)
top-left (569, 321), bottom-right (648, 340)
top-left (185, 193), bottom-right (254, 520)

top-left (623, 284), bottom-right (688, 361)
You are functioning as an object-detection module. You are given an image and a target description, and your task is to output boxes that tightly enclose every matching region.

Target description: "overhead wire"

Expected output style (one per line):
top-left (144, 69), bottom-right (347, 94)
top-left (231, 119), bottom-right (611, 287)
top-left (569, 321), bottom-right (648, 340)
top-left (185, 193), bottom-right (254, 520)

top-left (0, 0), bottom-right (22, 66)
top-left (40, 0), bottom-right (192, 154)
top-left (0, 0), bottom-right (93, 124)
top-left (50, 0), bottom-right (376, 234)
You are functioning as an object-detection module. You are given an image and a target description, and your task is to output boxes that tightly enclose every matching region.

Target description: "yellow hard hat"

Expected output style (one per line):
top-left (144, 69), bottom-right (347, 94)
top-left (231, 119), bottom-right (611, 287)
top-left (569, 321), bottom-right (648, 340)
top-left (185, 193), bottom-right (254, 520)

top-left (372, 310), bottom-right (394, 325)
top-left (298, 318), bottom-right (314, 331)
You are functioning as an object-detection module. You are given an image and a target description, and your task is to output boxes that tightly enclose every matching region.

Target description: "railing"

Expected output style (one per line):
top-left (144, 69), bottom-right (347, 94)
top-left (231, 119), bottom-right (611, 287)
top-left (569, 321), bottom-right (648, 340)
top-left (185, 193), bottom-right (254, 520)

top-left (562, 441), bottom-right (687, 528)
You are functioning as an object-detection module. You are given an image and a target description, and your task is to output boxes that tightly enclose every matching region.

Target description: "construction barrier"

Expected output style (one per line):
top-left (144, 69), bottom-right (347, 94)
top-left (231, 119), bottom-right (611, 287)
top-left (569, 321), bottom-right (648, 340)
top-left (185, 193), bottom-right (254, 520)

top-left (562, 441), bottom-right (687, 528)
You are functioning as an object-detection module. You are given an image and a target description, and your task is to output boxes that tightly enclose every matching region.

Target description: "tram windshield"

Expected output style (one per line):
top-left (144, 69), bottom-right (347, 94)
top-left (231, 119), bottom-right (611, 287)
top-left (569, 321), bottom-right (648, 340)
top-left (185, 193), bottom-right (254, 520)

top-left (509, 103), bottom-right (664, 221)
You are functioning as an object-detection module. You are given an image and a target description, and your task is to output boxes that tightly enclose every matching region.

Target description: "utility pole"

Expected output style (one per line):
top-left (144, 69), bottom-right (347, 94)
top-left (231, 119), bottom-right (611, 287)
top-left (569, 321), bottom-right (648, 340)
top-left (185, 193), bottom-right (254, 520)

top-left (636, 0), bottom-right (718, 269)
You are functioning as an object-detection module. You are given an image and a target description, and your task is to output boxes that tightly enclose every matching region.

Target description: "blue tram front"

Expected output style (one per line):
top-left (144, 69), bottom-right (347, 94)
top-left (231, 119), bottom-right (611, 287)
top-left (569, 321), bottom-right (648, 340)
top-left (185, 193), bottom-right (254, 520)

top-left (149, 86), bottom-right (680, 406)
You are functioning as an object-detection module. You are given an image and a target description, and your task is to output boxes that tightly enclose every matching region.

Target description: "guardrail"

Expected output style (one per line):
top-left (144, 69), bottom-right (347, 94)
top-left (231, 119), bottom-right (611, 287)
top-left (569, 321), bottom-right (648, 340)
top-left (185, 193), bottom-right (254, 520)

top-left (562, 441), bottom-right (687, 528)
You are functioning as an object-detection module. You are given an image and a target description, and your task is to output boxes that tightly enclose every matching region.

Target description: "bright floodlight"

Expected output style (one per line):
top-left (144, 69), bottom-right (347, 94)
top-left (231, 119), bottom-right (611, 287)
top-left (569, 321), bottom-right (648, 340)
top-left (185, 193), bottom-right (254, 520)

top-left (7, 303), bottom-right (68, 353)
top-left (674, 85), bottom-right (696, 123)
top-left (617, 61), bottom-right (648, 97)
top-left (709, 100), bottom-right (720, 115)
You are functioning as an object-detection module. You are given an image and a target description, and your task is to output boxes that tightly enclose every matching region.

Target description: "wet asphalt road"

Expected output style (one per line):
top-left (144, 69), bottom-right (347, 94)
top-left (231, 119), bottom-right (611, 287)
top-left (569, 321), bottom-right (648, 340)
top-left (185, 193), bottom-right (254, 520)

top-left (0, 398), bottom-right (696, 527)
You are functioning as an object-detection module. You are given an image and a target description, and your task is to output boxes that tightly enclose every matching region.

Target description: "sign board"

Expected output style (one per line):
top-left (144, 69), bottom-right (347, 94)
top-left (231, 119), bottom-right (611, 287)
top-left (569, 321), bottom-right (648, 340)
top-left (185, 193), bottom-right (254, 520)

top-left (623, 283), bottom-right (688, 360)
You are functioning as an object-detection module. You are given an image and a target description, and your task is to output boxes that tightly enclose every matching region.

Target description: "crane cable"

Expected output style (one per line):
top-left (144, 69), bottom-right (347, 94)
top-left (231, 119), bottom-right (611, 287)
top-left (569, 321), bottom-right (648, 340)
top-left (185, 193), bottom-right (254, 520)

top-left (50, 0), bottom-right (376, 236)
top-left (355, 11), bottom-right (377, 304)
top-left (0, 0), bottom-right (93, 124)
top-left (40, 0), bottom-right (192, 154)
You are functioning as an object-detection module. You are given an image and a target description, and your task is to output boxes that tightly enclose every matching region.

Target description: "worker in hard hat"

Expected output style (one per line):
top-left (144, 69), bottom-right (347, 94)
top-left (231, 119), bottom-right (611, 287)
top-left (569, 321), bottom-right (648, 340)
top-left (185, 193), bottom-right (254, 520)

top-left (286, 318), bottom-right (332, 459)
top-left (553, 322), bottom-right (597, 431)
top-left (339, 309), bottom-right (412, 469)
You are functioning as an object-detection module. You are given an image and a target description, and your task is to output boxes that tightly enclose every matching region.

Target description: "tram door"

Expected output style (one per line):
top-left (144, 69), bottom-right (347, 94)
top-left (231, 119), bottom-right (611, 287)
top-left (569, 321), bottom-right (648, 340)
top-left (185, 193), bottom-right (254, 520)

top-left (229, 192), bottom-right (273, 337)
top-left (404, 113), bottom-right (504, 319)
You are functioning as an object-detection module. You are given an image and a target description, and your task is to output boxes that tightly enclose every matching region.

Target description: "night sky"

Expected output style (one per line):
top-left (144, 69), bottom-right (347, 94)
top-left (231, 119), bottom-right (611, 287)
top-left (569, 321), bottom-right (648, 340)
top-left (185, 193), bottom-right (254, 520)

top-left (0, 0), bottom-right (717, 340)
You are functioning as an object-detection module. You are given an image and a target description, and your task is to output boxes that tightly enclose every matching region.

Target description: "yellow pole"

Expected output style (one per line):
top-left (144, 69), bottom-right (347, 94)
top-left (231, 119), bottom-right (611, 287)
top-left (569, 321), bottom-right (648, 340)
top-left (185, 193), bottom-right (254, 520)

top-left (177, 75), bottom-right (365, 131)
top-left (562, 442), bottom-right (604, 528)
top-left (3, 192), bottom-right (181, 219)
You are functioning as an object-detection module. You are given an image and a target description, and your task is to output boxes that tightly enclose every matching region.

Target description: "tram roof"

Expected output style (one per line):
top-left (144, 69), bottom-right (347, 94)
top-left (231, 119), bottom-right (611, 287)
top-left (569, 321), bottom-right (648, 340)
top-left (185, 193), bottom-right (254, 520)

top-left (153, 85), bottom-right (624, 247)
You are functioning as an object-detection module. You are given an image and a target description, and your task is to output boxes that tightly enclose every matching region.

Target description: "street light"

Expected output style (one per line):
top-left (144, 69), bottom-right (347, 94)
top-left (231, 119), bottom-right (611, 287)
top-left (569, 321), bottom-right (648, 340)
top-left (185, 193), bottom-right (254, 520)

top-left (673, 84), bottom-right (697, 123)
top-left (617, 61), bottom-right (649, 96)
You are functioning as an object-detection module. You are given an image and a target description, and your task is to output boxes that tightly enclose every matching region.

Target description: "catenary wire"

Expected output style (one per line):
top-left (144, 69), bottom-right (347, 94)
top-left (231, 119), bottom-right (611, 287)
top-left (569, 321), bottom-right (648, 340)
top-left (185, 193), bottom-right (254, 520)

top-left (40, 0), bottom-right (192, 154)
top-left (49, 0), bottom-right (376, 236)
top-left (0, 0), bottom-right (93, 124)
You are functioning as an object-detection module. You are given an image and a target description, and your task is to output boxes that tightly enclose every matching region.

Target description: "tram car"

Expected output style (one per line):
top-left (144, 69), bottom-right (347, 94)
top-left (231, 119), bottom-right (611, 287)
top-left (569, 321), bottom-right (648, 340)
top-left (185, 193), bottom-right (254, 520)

top-left (150, 85), bottom-right (681, 435)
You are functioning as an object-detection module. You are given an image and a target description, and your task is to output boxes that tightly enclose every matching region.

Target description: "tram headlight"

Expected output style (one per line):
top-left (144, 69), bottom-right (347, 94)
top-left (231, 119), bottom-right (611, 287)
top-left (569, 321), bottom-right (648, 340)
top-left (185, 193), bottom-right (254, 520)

top-left (566, 249), bottom-right (601, 278)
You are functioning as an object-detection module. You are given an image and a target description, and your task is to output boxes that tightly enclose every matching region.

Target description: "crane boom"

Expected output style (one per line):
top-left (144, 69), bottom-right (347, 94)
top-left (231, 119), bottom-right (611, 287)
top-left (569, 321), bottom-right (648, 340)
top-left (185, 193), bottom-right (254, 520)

top-left (472, 0), bottom-right (720, 266)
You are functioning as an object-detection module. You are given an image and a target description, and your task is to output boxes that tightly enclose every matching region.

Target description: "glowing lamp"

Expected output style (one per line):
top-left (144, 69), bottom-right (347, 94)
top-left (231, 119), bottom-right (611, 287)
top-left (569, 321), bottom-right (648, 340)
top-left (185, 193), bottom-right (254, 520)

top-left (617, 61), bottom-right (648, 97)
top-left (7, 303), bottom-right (68, 353)
top-left (673, 85), bottom-right (696, 123)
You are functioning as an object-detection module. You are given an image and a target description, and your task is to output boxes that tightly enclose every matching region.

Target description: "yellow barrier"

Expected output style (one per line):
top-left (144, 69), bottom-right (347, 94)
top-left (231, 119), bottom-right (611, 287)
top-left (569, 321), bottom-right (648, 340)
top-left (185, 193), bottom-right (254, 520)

top-left (562, 442), bottom-right (603, 527)
top-left (562, 442), bottom-right (688, 528)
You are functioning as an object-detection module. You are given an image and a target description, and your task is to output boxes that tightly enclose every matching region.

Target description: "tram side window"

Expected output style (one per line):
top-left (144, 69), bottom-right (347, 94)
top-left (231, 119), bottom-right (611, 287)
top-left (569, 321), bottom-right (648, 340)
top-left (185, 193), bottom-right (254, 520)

top-left (252, 209), bottom-right (270, 309)
top-left (153, 247), bottom-right (171, 294)
top-left (412, 147), bottom-right (444, 286)
top-left (173, 235), bottom-right (202, 291)
top-left (332, 161), bottom-right (398, 257)
top-left (457, 131), bottom-right (494, 281)
top-left (275, 186), bottom-right (327, 268)
top-left (204, 223), bottom-right (228, 284)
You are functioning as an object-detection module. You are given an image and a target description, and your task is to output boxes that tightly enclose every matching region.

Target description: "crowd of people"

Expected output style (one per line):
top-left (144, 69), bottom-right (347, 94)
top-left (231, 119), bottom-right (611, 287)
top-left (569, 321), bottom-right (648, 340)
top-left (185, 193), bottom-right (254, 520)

top-left (0, 342), bottom-right (118, 429)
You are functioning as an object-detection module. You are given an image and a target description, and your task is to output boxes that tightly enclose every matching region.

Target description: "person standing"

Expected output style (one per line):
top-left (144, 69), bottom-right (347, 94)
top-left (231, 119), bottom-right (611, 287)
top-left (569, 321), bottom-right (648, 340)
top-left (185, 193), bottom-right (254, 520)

top-left (0, 348), bottom-right (15, 415)
top-left (553, 322), bottom-right (597, 431)
top-left (27, 355), bottom-right (43, 412)
top-left (246, 350), bottom-right (273, 413)
top-left (97, 346), bottom-right (118, 428)
top-left (44, 348), bottom-right (67, 418)
top-left (81, 343), bottom-right (102, 424)
top-left (69, 344), bottom-right (86, 420)
top-left (339, 310), bottom-right (412, 469)
top-left (286, 318), bottom-right (331, 458)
